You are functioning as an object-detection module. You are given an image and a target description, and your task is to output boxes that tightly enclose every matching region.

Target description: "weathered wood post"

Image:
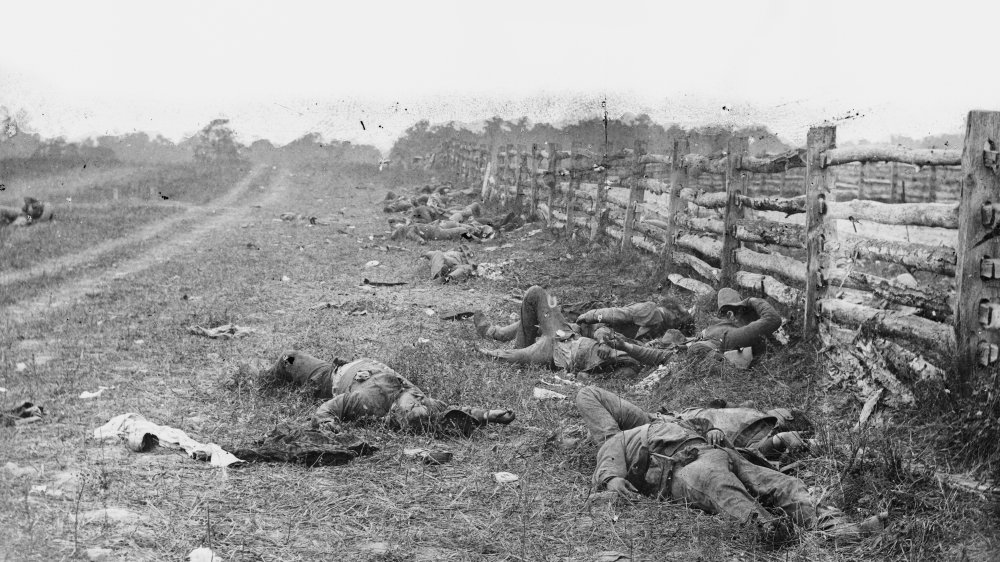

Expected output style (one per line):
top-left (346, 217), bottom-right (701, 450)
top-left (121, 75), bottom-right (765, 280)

top-left (803, 126), bottom-right (837, 338)
top-left (494, 146), bottom-right (507, 205)
top-left (591, 144), bottom-right (609, 243)
top-left (955, 110), bottom-right (1000, 383)
top-left (481, 145), bottom-right (495, 201)
top-left (928, 165), bottom-right (938, 203)
top-left (546, 142), bottom-right (559, 222)
top-left (566, 141), bottom-right (582, 235)
top-left (720, 137), bottom-right (749, 287)
top-left (529, 143), bottom-right (541, 216)
top-left (621, 140), bottom-right (647, 253)
top-left (659, 139), bottom-right (688, 273)
top-left (858, 162), bottom-right (866, 200)
top-left (480, 144), bottom-right (489, 188)
top-left (514, 144), bottom-right (527, 214)
top-left (889, 161), bottom-right (898, 202)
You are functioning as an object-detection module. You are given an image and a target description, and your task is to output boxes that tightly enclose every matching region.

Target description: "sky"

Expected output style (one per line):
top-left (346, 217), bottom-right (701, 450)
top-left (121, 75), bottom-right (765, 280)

top-left (1, 0), bottom-right (996, 154)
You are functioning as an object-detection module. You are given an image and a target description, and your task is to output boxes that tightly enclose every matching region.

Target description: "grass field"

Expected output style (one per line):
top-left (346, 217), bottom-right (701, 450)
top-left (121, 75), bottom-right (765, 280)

top-left (0, 160), bottom-right (996, 561)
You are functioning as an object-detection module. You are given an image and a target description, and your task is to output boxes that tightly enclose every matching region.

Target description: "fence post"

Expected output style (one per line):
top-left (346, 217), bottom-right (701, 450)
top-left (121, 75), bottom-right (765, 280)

top-left (546, 142), bottom-right (559, 222)
top-left (889, 161), bottom-right (898, 202)
top-left (494, 147), bottom-right (506, 204)
top-left (719, 137), bottom-right (748, 287)
top-left (530, 143), bottom-right (541, 216)
top-left (513, 144), bottom-right (526, 214)
top-left (803, 126), bottom-right (837, 339)
top-left (566, 141), bottom-right (582, 234)
top-left (479, 144), bottom-right (488, 189)
top-left (659, 139), bottom-right (688, 273)
top-left (928, 165), bottom-right (938, 202)
top-left (955, 110), bottom-right (1000, 383)
top-left (858, 162), bottom-right (867, 200)
top-left (621, 140), bottom-right (647, 253)
top-left (591, 144), bottom-right (609, 243)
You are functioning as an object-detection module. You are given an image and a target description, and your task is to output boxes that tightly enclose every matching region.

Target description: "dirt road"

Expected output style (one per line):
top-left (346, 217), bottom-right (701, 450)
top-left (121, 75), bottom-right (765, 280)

top-left (0, 165), bottom-right (279, 325)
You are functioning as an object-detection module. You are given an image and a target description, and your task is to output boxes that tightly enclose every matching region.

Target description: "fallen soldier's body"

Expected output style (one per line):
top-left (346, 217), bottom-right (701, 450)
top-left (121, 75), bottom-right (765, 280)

top-left (474, 285), bottom-right (644, 375)
top-left (575, 386), bottom-right (812, 463)
top-left (605, 288), bottom-right (782, 369)
top-left (268, 350), bottom-right (515, 434)
top-left (391, 220), bottom-right (494, 243)
top-left (576, 385), bottom-right (885, 542)
top-left (424, 247), bottom-right (476, 281)
top-left (1, 197), bottom-right (54, 227)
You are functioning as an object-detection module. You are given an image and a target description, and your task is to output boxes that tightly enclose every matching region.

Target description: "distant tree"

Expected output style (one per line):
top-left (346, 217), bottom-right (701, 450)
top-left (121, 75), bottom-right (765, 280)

top-left (193, 119), bottom-right (242, 163)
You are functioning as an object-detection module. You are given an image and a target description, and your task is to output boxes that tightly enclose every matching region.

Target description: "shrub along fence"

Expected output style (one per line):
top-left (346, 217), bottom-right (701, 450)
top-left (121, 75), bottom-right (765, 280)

top-left (432, 111), bottom-right (1000, 409)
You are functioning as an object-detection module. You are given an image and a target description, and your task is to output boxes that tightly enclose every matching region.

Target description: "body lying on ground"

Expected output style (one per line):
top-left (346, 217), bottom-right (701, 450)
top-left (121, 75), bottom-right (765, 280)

top-left (390, 219), bottom-right (495, 243)
top-left (0, 197), bottom-right (54, 227)
top-left (604, 288), bottom-right (782, 370)
top-left (474, 285), bottom-right (657, 376)
top-left (575, 386), bottom-right (812, 464)
top-left (575, 385), bottom-right (885, 542)
top-left (267, 350), bottom-right (515, 435)
top-left (424, 246), bottom-right (476, 281)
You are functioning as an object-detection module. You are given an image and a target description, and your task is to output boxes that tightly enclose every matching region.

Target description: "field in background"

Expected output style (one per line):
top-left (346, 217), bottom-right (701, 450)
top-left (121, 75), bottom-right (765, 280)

top-left (0, 159), bottom-right (996, 561)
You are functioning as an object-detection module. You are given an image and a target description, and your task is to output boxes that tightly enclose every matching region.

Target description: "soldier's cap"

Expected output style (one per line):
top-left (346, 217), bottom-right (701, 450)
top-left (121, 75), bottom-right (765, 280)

top-left (717, 288), bottom-right (751, 316)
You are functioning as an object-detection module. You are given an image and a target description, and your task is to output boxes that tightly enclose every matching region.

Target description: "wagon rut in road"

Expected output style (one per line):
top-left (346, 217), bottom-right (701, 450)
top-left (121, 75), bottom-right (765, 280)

top-left (1, 166), bottom-right (289, 326)
top-left (0, 164), bottom-right (269, 288)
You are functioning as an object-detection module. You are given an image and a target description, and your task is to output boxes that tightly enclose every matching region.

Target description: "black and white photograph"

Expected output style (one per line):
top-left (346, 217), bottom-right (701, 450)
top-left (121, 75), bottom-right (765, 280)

top-left (1, 2), bottom-right (998, 560)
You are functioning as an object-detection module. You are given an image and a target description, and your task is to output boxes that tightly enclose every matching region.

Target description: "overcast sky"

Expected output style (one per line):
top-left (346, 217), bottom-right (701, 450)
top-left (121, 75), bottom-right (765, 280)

top-left (1, 1), bottom-right (995, 153)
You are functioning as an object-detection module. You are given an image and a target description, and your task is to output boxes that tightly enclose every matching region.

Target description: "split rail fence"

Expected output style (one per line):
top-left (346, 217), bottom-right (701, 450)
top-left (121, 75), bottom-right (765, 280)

top-left (432, 111), bottom-right (1000, 395)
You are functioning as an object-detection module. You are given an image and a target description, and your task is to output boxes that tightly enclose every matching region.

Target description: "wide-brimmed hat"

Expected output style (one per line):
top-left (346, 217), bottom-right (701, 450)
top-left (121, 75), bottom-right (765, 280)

top-left (717, 288), bottom-right (750, 315)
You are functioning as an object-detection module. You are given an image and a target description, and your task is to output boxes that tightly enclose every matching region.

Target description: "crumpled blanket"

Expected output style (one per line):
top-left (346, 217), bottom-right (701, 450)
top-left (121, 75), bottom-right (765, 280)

top-left (230, 423), bottom-right (378, 466)
top-left (424, 246), bottom-right (476, 281)
top-left (187, 324), bottom-right (254, 339)
top-left (93, 413), bottom-right (243, 468)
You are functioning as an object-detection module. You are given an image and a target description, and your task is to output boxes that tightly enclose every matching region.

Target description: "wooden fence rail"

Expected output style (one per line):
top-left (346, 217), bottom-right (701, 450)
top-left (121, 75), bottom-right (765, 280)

top-left (432, 111), bottom-right (1000, 396)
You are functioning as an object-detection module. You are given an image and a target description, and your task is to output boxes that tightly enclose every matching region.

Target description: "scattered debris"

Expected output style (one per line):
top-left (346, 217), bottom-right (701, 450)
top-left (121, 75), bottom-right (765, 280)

top-left (856, 388), bottom-right (885, 430)
top-left (187, 324), bottom-right (254, 339)
top-left (309, 301), bottom-right (342, 310)
top-left (478, 261), bottom-right (511, 281)
top-left (94, 413), bottom-right (243, 468)
top-left (80, 386), bottom-right (111, 399)
top-left (404, 448), bottom-right (453, 464)
top-left (424, 308), bottom-right (436, 317)
top-left (188, 547), bottom-right (223, 562)
top-left (364, 260), bottom-right (380, 268)
top-left (533, 387), bottom-right (567, 401)
top-left (493, 471), bottom-right (519, 484)
top-left (633, 364), bottom-right (672, 394)
top-left (363, 278), bottom-right (406, 287)
top-left (439, 310), bottom-right (475, 321)
top-left (281, 275), bottom-right (291, 282)
top-left (15, 362), bottom-right (27, 372)
top-left (416, 338), bottom-right (430, 345)
top-left (85, 548), bottom-right (113, 561)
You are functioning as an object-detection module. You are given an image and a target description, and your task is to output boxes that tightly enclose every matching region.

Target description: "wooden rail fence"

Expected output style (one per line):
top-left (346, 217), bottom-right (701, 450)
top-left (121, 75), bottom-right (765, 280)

top-left (432, 112), bottom-right (1000, 397)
